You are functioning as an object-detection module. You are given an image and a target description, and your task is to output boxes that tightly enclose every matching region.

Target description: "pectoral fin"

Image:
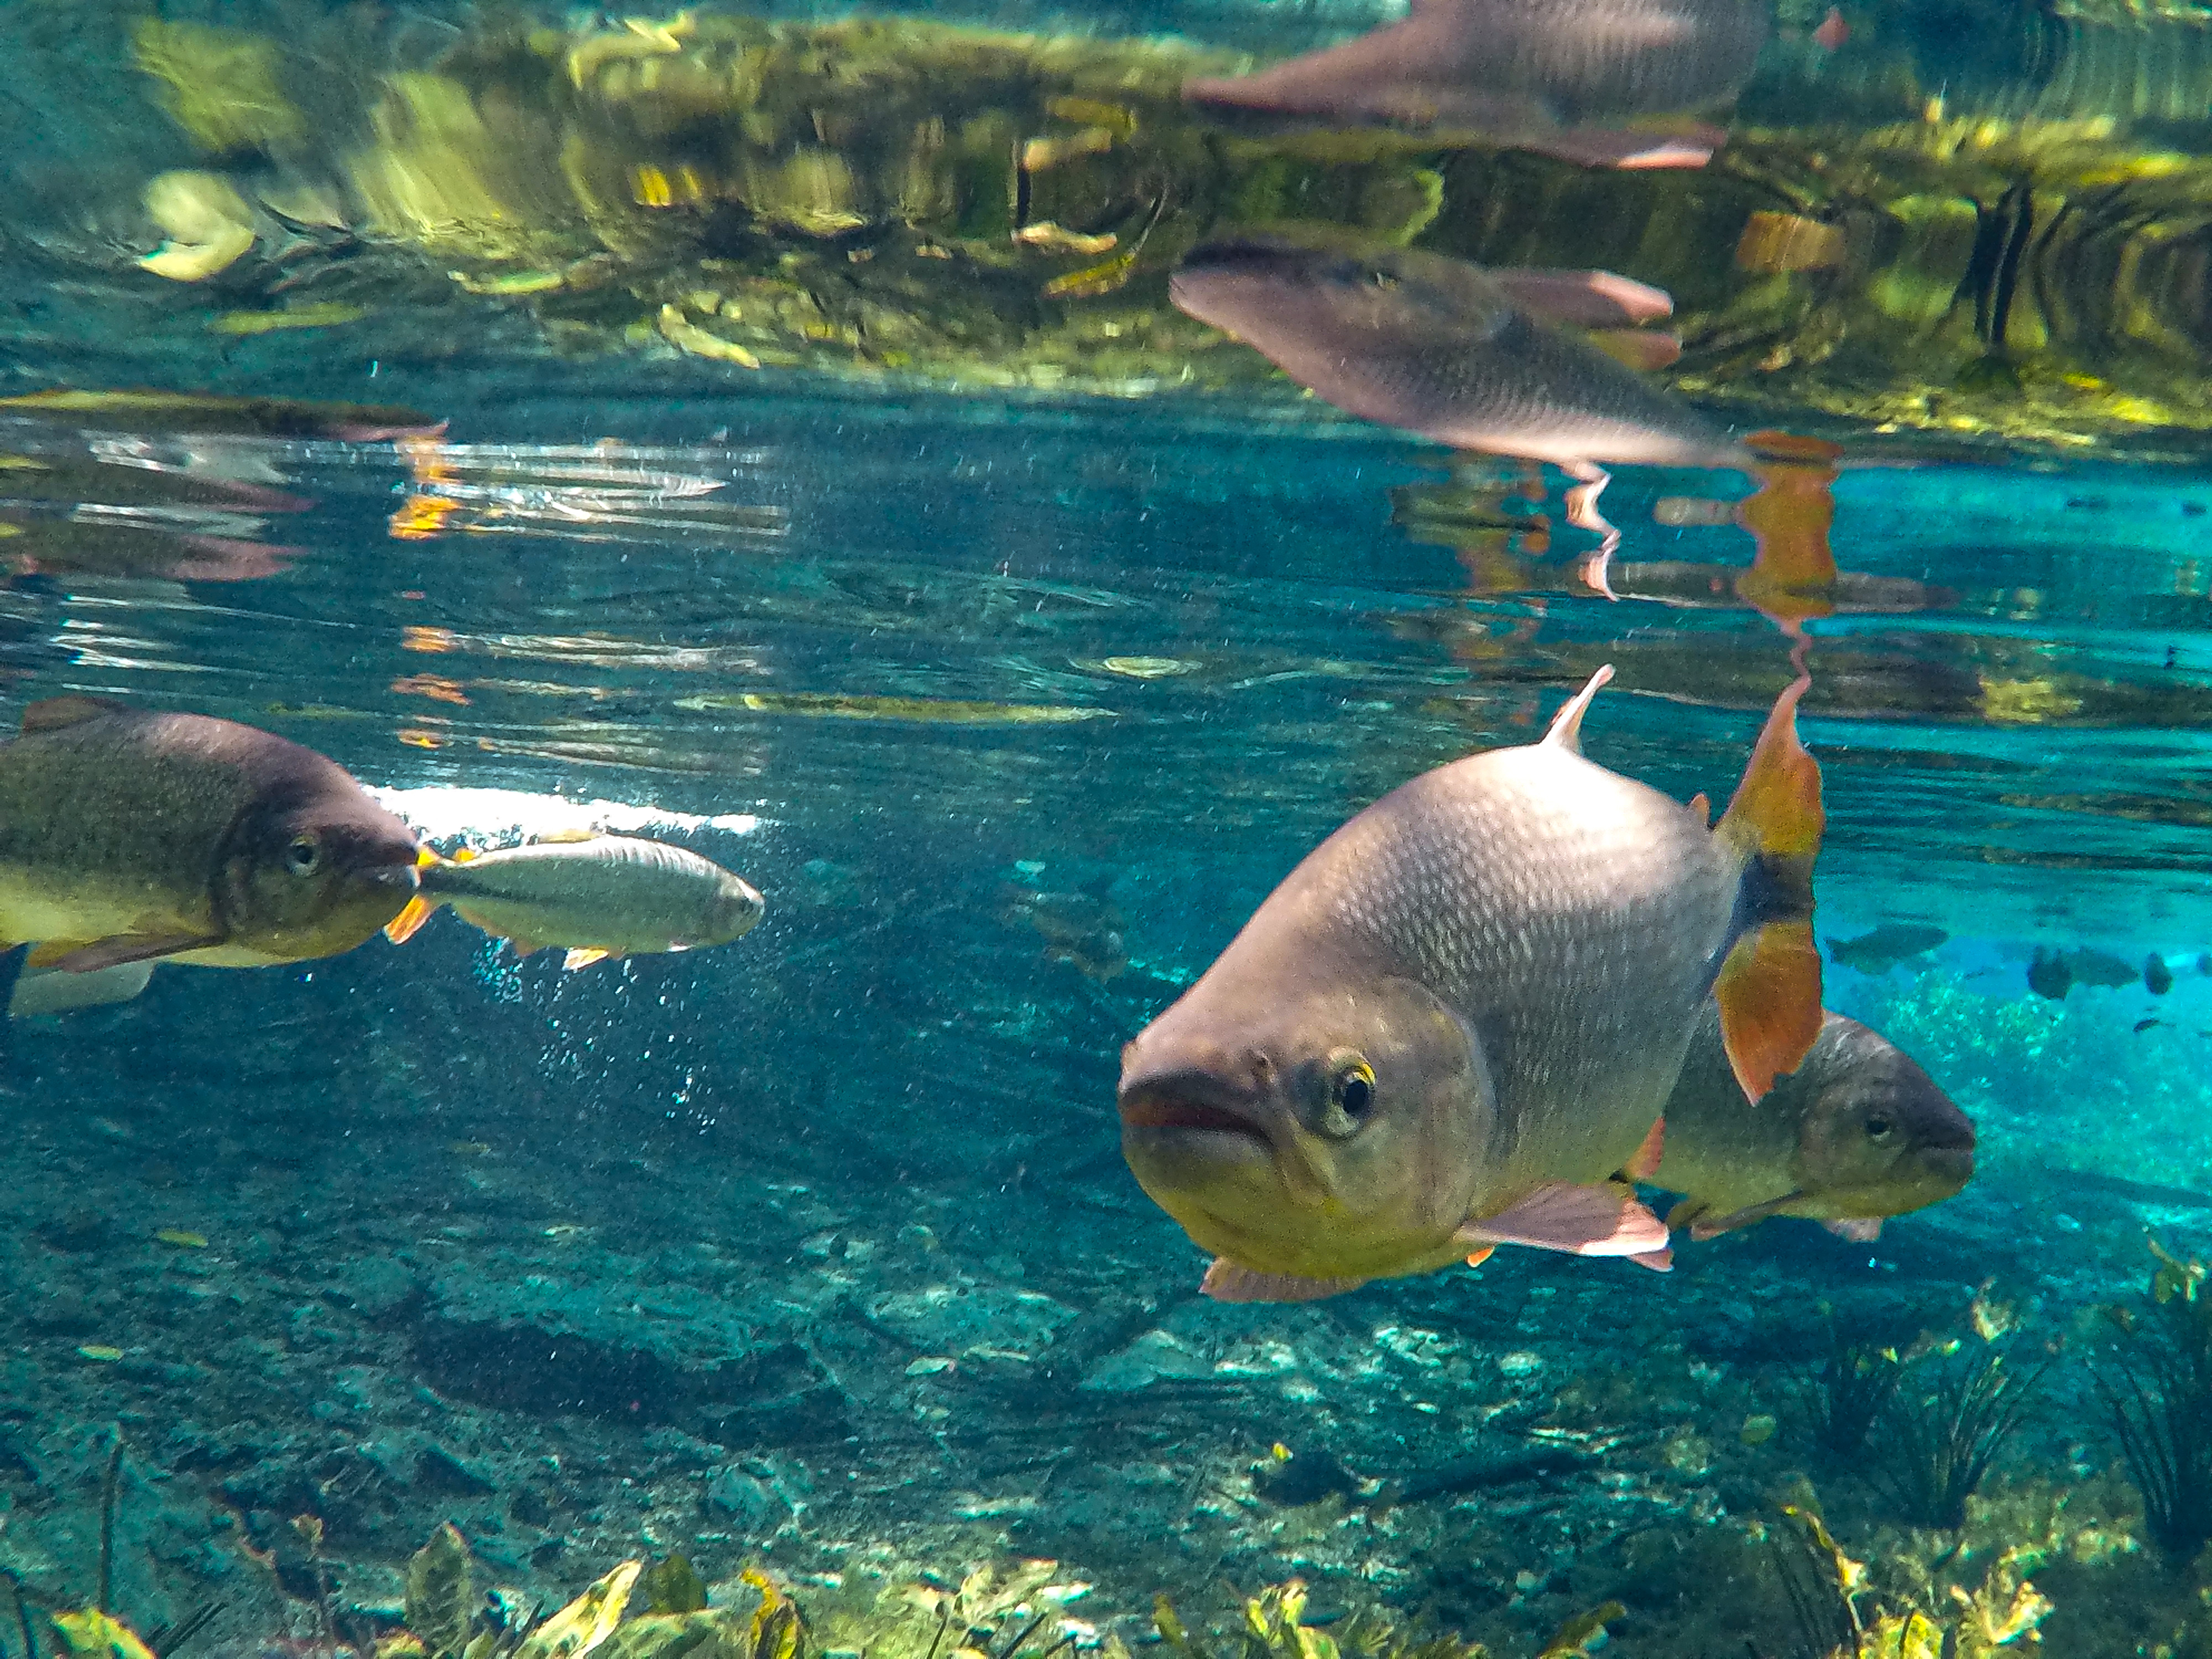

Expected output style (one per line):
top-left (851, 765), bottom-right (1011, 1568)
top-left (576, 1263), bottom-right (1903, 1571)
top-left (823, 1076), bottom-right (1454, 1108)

top-left (1824, 1217), bottom-right (1883, 1242)
top-left (1684, 1191), bottom-right (1803, 1240)
top-left (1587, 328), bottom-right (1683, 372)
top-left (1201, 1259), bottom-right (1367, 1303)
top-left (1456, 1181), bottom-right (1671, 1260)
top-left (1488, 268), bottom-right (1674, 327)
top-left (1620, 1116), bottom-right (1666, 1182)
top-left (8, 959), bottom-right (156, 1018)
top-left (562, 947), bottom-right (612, 971)
top-left (34, 932), bottom-right (225, 972)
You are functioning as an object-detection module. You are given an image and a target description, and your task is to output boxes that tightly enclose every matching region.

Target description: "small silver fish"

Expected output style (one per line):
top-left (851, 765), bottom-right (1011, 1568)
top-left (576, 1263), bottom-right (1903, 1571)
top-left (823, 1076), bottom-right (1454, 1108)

top-left (1654, 1006), bottom-right (1976, 1243)
top-left (1183, 0), bottom-right (1768, 169)
top-left (386, 832), bottom-right (763, 971)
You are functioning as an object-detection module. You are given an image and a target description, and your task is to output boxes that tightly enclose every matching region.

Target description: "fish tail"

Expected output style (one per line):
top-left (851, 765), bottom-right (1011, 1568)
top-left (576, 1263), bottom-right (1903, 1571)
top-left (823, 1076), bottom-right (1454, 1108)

top-left (1712, 672), bottom-right (1824, 1103)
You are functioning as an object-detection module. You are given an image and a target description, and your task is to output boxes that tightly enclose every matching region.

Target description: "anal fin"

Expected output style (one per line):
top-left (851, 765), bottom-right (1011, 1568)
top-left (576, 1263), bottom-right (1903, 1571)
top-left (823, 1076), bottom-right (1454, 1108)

top-left (1201, 1259), bottom-right (1367, 1303)
top-left (562, 947), bottom-right (612, 972)
top-left (1456, 1180), bottom-right (1671, 1260)
top-left (1824, 1217), bottom-right (1884, 1243)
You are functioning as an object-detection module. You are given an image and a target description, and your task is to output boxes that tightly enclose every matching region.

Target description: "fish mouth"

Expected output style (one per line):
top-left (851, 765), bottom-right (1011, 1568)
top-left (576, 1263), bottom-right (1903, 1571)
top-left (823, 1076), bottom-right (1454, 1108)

top-left (369, 861), bottom-right (423, 895)
top-left (1117, 1067), bottom-right (1274, 1168)
top-left (1120, 1097), bottom-right (1263, 1135)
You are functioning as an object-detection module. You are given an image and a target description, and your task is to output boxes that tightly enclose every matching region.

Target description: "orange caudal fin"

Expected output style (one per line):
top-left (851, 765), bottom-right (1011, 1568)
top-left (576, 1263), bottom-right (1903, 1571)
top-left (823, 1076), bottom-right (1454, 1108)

top-left (1713, 674), bottom-right (1825, 1101)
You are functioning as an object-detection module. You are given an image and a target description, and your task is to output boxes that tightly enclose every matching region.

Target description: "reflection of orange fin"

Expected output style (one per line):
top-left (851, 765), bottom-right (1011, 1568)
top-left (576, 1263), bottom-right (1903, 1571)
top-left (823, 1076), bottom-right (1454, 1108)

top-left (1713, 675), bottom-right (1825, 1101)
top-left (1734, 434), bottom-right (1841, 632)
top-left (384, 895), bottom-right (436, 945)
top-left (562, 947), bottom-right (612, 971)
top-left (1587, 328), bottom-right (1682, 372)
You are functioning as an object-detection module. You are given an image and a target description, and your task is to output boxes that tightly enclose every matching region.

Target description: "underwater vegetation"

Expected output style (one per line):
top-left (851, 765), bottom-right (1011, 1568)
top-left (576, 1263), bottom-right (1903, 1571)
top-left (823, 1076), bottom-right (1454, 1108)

top-left (33, 7), bottom-right (2212, 450)
top-left (2094, 1238), bottom-right (2212, 1559)
top-left (1870, 1340), bottom-right (2045, 1532)
top-left (1792, 1317), bottom-right (1903, 1464)
top-left (1763, 1504), bottom-right (2051, 1658)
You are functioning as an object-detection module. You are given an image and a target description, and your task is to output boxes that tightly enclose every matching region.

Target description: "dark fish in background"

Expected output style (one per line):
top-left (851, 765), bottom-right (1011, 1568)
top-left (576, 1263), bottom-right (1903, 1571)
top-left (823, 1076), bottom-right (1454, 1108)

top-left (1118, 664), bottom-right (1824, 1303)
top-left (1182, 0), bottom-right (1770, 170)
top-left (1827, 921), bottom-right (1948, 974)
top-left (2071, 947), bottom-right (2141, 987)
top-left (2146, 954), bottom-right (2175, 995)
top-left (1653, 1005), bottom-right (1975, 1243)
top-left (2026, 947), bottom-right (2072, 1000)
top-left (0, 696), bottom-right (420, 987)
top-left (1170, 236), bottom-right (1746, 585)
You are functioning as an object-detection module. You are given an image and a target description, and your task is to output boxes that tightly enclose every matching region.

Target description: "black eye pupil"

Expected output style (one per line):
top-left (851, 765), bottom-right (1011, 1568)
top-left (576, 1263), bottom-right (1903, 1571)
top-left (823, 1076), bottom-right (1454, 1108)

top-left (1866, 1116), bottom-right (1892, 1138)
top-left (288, 839), bottom-right (317, 871)
top-left (1339, 1073), bottom-right (1373, 1118)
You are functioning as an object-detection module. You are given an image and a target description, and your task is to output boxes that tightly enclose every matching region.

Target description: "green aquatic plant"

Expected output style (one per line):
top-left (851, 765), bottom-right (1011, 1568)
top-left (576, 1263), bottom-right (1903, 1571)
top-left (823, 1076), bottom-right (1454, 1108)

top-left (1793, 1317), bottom-right (1905, 1463)
top-left (1871, 1342), bottom-right (2046, 1530)
top-left (1764, 1503), bottom-right (2051, 1658)
top-left (2094, 1236), bottom-right (2212, 1558)
top-left (1154, 1579), bottom-right (1493, 1659)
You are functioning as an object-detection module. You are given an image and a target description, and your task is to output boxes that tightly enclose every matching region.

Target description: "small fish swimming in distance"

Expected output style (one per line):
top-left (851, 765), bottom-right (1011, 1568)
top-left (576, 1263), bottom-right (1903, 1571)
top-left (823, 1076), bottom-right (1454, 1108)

top-left (0, 696), bottom-right (420, 989)
top-left (1169, 236), bottom-right (1747, 584)
top-left (1181, 0), bottom-right (1769, 169)
top-left (1118, 664), bottom-right (1824, 1303)
top-left (1652, 1005), bottom-right (1975, 1244)
top-left (386, 832), bottom-right (764, 971)
top-left (1825, 921), bottom-right (1948, 974)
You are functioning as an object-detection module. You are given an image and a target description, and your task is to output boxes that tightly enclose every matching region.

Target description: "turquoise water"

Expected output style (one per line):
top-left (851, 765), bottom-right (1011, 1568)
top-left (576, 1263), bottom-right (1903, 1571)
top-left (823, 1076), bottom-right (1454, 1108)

top-left (9, 2), bottom-right (2212, 1657)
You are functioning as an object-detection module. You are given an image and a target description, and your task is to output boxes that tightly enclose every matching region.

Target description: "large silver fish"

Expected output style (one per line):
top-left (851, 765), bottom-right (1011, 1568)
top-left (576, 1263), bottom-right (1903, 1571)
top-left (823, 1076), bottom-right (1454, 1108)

top-left (1183, 0), bottom-right (1770, 169)
top-left (1117, 665), bottom-right (1824, 1302)
top-left (1654, 1006), bottom-right (1976, 1243)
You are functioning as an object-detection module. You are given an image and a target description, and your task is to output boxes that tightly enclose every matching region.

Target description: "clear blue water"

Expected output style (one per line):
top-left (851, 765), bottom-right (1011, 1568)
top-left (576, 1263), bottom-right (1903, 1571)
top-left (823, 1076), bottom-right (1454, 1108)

top-left (9, 3), bottom-right (2212, 1656)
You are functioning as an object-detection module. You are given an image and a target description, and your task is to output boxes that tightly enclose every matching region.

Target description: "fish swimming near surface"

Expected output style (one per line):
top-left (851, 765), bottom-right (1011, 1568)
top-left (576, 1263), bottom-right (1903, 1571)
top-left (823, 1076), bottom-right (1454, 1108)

top-left (385, 832), bottom-right (764, 971)
top-left (0, 696), bottom-right (421, 981)
top-left (1825, 921), bottom-right (1948, 974)
top-left (1117, 663), bottom-right (1824, 1302)
top-left (1169, 236), bottom-right (1748, 587)
top-left (1652, 1005), bottom-right (1975, 1243)
top-left (1182, 0), bottom-right (1770, 169)
top-left (2146, 953), bottom-right (2175, 995)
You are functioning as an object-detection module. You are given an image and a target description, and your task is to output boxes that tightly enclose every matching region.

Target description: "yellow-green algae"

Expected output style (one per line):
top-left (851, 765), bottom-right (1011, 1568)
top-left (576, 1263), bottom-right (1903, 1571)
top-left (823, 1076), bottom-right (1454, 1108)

top-left (107, 8), bottom-right (2212, 452)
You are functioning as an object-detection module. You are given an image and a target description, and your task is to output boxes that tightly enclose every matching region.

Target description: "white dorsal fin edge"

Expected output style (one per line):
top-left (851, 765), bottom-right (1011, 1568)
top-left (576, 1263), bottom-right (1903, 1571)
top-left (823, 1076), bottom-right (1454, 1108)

top-left (1541, 664), bottom-right (1616, 754)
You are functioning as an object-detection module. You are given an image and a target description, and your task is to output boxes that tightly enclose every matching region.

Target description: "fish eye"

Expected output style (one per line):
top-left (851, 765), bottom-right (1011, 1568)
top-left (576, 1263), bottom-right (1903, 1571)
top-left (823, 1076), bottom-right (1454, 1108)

top-left (1319, 1053), bottom-right (1377, 1138)
top-left (285, 836), bottom-right (321, 875)
top-left (1865, 1114), bottom-right (1894, 1141)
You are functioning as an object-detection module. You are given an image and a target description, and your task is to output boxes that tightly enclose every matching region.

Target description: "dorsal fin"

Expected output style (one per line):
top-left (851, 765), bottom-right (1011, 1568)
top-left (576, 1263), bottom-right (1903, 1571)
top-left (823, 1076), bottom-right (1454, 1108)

top-left (22, 695), bottom-right (128, 734)
top-left (1687, 791), bottom-right (1711, 826)
top-left (1541, 665), bottom-right (1615, 754)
